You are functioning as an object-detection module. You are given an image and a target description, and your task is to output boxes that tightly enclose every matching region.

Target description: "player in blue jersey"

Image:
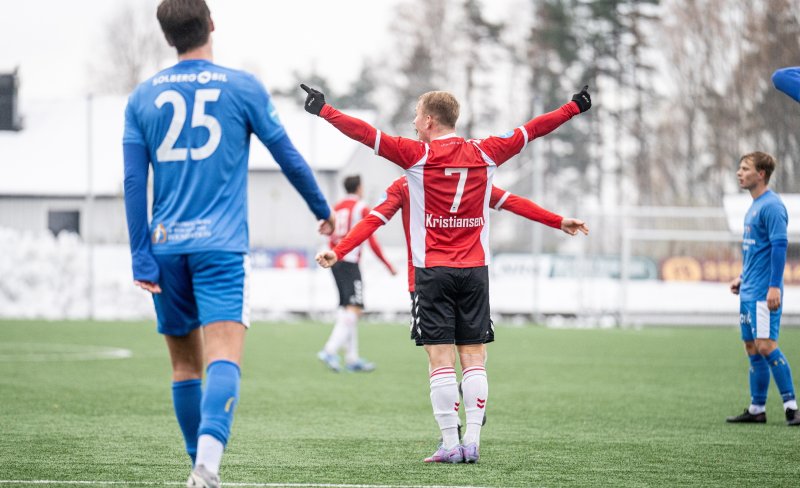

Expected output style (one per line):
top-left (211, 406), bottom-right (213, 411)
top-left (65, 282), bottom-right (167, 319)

top-left (773, 67), bottom-right (800, 103)
top-left (726, 152), bottom-right (799, 426)
top-left (122, 1), bottom-right (334, 486)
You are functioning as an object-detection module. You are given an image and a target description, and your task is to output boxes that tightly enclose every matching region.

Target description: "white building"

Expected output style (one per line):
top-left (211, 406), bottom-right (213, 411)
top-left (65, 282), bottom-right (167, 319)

top-left (0, 95), bottom-right (405, 247)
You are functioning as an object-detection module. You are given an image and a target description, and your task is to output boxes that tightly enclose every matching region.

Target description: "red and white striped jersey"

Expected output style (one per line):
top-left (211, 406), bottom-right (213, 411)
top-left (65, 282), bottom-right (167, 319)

top-left (333, 176), bottom-right (563, 292)
top-left (329, 194), bottom-right (394, 271)
top-left (320, 101), bottom-right (579, 268)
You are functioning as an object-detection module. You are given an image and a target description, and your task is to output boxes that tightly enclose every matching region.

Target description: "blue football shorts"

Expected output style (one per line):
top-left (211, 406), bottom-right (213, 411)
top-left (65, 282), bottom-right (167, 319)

top-left (740, 299), bottom-right (781, 342)
top-left (152, 251), bottom-right (251, 336)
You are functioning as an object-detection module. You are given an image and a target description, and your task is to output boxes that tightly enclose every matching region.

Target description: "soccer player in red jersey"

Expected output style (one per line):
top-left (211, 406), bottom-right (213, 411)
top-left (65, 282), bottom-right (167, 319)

top-left (316, 174), bottom-right (588, 299)
top-left (315, 175), bottom-right (588, 458)
top-left (302, 83), bottom-right (591, 463)
top-left (317, 175), bottom-right (396, 373)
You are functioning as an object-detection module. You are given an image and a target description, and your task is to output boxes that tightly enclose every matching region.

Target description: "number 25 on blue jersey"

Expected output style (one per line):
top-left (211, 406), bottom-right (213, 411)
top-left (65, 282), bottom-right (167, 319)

top-left (154, 88), bottom-right (222, 162)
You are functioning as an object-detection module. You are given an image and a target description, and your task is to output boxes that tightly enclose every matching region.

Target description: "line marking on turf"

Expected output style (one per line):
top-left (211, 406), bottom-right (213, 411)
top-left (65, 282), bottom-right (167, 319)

top-left (0, 481), bottom-right (496, 488)
top-left (0, 343), bottom-right (132, 362)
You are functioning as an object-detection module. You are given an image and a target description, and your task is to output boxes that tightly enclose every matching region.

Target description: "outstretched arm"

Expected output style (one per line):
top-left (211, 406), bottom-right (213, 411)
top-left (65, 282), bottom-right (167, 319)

top-left (338, 215), bottom-right (387, 261)
top-left (316, 214), bottom-right (386, 269)
top-left (491, 186), bottom-right (588, 236)
top-left (479, 86), bottom-right (590, 166)
top-left (301, 84), bottom-right (426, 169)
top-left (316, 179), bottom-right (405, 269)
top-left (773, 67), bottom-right (800, 103)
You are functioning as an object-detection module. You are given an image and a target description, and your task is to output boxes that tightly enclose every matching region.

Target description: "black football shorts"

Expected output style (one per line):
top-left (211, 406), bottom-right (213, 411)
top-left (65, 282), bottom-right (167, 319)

top-left (412, 266), bottom-right (494, 346)
top-left (331, 261), bottom-right (364, 308)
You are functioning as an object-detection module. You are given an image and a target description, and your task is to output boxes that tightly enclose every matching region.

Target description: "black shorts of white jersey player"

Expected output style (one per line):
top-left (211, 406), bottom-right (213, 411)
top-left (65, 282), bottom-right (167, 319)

top-left (410, 266), bottom-right (494, 346)
top-left (331, 261), bottom-right (364, 308)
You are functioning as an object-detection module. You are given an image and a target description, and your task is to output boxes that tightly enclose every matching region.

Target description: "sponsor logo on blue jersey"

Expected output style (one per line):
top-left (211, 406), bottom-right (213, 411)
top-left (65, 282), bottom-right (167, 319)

top-left (152, 70), bottom-right (229, 86)
top-left (152, 224), bottom-right (167, 244)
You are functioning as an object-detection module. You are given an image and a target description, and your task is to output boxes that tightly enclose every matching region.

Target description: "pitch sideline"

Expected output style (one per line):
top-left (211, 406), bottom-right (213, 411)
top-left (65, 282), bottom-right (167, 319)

top-left (0, 481), bottom-right (496, 488)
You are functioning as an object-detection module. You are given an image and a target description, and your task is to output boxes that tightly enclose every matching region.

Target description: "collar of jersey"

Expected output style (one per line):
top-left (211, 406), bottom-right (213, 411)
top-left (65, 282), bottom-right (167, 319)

top-left (175, 59), bottom-right (213, 66)
top-left (433, 133), bottom-right (458, 141)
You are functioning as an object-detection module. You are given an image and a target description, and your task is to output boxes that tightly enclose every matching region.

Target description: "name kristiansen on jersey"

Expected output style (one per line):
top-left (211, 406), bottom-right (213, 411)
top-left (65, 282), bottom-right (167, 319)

top-left (425, 214), bottom-right (485, 229)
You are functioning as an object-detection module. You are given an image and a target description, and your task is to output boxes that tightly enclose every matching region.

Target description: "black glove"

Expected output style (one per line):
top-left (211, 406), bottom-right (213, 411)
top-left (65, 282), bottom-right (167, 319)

top-left (300, 83), bottom-right (326, 116)
top-left (571, 85), bottom-right (591, 113)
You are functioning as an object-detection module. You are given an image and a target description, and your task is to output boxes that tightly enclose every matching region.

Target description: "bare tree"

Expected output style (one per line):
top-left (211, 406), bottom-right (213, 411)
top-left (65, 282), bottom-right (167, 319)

top-left (659, 0), bottom-right (800, 204)
top-left (384, 0), bottom-right (455, 133)
top-left (732, 0), bottom-right (800, 194)
top-left (88, 1), bottom-right (172, 95)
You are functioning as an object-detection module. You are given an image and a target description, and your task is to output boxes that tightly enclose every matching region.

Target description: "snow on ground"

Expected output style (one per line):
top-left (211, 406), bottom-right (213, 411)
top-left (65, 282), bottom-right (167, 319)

top-left (1, 228), bottom-right (797, 326)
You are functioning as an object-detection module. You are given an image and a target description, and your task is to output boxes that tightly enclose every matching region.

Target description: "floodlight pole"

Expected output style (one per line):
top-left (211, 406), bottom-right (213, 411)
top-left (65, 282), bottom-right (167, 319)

top-left (85, 93), bottom-right (95, 321)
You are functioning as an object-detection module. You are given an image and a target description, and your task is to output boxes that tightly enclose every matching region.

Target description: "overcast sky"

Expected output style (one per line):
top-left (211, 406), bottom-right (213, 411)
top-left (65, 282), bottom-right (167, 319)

top-left (0, 0), bottom-right (406, 100)
top-left (0, 0), bottom-right (521, 101)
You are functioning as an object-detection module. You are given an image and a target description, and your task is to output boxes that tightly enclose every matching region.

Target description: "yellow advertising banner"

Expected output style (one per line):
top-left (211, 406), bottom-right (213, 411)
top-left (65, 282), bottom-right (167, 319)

top-left (661, 257), bottom-right (800, 284)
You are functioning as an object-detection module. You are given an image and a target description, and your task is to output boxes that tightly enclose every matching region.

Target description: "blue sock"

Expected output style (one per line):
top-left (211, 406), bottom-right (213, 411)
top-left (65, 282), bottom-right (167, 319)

top-left (198, 360), bottom-right (241, 446)
top-left (748, 353), bottom-right (770, 406)
top-left (172, 379), bottom-right (202, 464)
top-left (766, 349), bottom-right (796, 403)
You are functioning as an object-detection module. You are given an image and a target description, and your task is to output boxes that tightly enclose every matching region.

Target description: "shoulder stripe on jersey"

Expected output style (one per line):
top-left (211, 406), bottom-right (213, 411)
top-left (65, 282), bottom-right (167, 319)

top-left (493, 191), bottom-right (511, 210)
top-left (517, 125), bottom-right (528, 151)
top-left (471, 141), bottom-right (497, 167)
top-left (411, 144), bottom-right (430, 168)
top-left (374, 130), bottom-right (381, 155)
top-left (370, 209), bottom-right (389, 224)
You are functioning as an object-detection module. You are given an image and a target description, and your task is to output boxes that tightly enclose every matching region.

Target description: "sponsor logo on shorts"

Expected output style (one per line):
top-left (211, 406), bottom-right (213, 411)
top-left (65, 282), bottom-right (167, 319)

top-left (740, 311), bottom-right (751, 326)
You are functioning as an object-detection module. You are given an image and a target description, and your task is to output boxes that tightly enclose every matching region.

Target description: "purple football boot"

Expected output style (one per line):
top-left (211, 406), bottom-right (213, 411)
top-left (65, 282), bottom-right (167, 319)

top-left (424, 444), bottom-right (464, 463)
top-left (462, 443), bottom-right (480, 463)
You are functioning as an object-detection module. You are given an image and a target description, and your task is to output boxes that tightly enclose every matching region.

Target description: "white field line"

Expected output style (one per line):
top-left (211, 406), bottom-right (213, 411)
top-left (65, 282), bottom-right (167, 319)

top-left (0, 481), bottom-right (498, 488)
top-left (0, 343), bottom-right (132, 362)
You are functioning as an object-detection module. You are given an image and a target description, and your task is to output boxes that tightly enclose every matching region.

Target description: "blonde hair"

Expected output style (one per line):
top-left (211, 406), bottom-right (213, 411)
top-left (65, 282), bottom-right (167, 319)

top-left (418, 91), bottom-right (460, 128)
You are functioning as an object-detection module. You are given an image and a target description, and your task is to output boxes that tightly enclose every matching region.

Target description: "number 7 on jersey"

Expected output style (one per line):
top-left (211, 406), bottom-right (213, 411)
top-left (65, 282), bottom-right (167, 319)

top-left (444, 167), bottom-right (468, 213)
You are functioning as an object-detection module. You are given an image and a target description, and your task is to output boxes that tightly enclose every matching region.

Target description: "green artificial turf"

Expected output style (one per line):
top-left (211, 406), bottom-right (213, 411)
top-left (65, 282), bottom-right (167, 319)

top-left (0, 320), bottom-right (798, 487)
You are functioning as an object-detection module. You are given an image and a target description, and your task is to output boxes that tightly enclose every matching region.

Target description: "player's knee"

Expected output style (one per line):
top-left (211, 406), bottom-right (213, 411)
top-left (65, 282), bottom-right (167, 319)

top-left (171, 358), bottom-right (203, 381)
top-left (756, 341), bottom-right (777, 357)
top-left (425, 344), bottom-right (456, 369)
top-left (457, 345), bottom-right (486, 368)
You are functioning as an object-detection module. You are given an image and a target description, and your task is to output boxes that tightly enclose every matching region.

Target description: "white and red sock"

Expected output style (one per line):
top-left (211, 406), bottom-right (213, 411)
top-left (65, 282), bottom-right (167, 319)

top-left (429, 367), bottom-right (460, 449)
top-left (461, 365), bottom-right (488, 446)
